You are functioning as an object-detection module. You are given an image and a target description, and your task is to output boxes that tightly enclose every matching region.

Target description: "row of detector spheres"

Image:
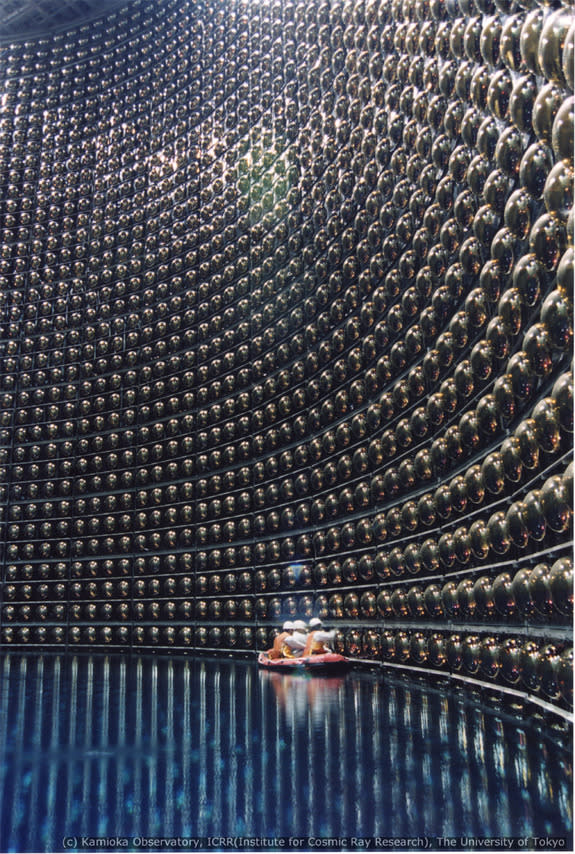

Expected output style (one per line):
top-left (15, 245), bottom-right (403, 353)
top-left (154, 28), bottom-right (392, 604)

top-left (0, 0), bottom-right (568, 58)
top-left (1, 6), bottom-right (569, 156)
top-left (400, 632), bottom-right (573, 703)
top-left (3, 248), bottom-right (571, 431)
top-left (0, 620), bottom-right (571, 705)
top-left (190, 468), bottom-right (571, 573)
top-left (0, 303), bottom-right (571, 460)
top-left (79, 450), bottom-right (571, 563)
top-left (2, 554), bottom-right (570, 623)
top-left (1, 451), bottom-right (570, 570)
top-left (5, 106), bottom-right (573, 251)
top-left (1, 598), bottom-right (255, 623)
top-left (0, 0), bottom-right (162, 56)
top-left (3, 398), bottom-right (572, 533)
top-left (0, 425), bottom-right (564, 535)
top-left (0, 13), bottom-right (572, 560)
top-left (0, 115), bottom-right (566, 252)
top-left (0, 623), bottom-right (262, 650)
top-left (0, 624), bottom-right (257, 651)
top-left (375, 556), bottom-right (573, 619)
top-left (373, 17), bottom-right (575, 122)
top-left (321, 557), bottom-right (571, 619)
top-left (3, 78), bottom-right (570, 234)
top-left (0, 383), bottom-right (567, 499)
top-left (2, 69), bottom-right (548, 168)
top-left (0, 164), bottom-right (568, 352)
top-left (358, 630), bottom-right (573, 702)
top-left (0, 223), bottom-right (569, 393)
top-left (0, 8), bottom-right (569, 114)
top-left (2, 359), bottom-right (570, 516)
top-left (0, 199), bottom-right (572, 382)
top-left (3, 306), bottom-right (570, 432)
top-left (325, 462), bottom-right (572, 579)
top-left (0, 47), bottom-right (572, 244)
top-left (22, 130), bottom-right (568, 344)
top-left (1, 594), bottom-right (315, 624)
top-left (1, 376), bottom-right (568, 510)
top-left (2, 615), bottom-right (571, 704)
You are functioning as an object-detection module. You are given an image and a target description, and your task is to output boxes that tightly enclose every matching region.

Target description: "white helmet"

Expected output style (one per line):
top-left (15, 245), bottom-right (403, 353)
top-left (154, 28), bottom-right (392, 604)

top-left (309, 617), bottom-right (323, 629)
top-left (283, 620), bottom-right (295, 631)
top-left (293, 620), bottom-right (307, 631)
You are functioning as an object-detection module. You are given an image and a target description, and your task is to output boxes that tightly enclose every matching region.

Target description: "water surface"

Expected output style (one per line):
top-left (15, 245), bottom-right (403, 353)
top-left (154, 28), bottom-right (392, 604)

top-left (0, 654), bottom-right (571, 852)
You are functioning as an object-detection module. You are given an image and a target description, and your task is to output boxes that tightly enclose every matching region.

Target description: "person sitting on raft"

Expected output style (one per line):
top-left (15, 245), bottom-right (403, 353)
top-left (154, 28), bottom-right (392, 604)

top-left (267, 621), bottom-right (295, 659)
top-left (302, 617), bottom-right (337, 656)
top-left (282, 619), bottom-right (308, 657)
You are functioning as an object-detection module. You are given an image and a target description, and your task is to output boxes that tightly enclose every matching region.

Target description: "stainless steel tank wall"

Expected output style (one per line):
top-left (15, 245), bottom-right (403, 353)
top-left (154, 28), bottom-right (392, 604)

top-left (0, 0), bottom-right (572, 711)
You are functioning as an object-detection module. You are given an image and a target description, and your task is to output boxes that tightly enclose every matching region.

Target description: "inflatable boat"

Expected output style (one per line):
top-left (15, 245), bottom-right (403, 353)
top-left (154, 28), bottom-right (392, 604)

top-left (257, 651), bottom-right (352, 674)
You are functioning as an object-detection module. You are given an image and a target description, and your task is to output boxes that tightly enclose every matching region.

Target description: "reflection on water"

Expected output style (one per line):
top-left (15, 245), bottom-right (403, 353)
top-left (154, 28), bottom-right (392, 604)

top-left (0, 654), bottom-right (571, 852)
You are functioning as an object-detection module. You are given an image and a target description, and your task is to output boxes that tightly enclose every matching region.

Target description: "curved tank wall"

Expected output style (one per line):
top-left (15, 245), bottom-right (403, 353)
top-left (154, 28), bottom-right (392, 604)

top-left (0, 0), bottom-right (572, 714)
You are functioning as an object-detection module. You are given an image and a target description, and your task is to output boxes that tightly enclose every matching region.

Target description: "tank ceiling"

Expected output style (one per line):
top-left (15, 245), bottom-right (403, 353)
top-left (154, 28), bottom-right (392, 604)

top-left (0, 0), bottom-right (572, 713)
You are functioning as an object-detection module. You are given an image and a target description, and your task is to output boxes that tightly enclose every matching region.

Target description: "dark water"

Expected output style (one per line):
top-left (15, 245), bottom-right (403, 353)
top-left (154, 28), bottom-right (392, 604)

top-left (0, 654), bottom-right (571, 852)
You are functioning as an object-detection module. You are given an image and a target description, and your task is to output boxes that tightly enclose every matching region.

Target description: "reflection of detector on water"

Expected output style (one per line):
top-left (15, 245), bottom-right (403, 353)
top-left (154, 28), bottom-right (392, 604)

top-left (262, 667), bottom-right (347, 722)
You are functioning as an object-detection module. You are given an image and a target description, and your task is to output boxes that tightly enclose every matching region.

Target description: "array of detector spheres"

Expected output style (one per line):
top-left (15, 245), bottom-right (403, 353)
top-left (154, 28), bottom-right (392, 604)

top-left (0, 0), bottom-right (572, 708)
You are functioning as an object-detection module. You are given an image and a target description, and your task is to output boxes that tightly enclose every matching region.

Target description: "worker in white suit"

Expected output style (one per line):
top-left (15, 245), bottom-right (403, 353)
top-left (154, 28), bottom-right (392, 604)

top-left (302, 617), bottom-right (337, 656)
top-left (282, 619), bottom-right (308, 656)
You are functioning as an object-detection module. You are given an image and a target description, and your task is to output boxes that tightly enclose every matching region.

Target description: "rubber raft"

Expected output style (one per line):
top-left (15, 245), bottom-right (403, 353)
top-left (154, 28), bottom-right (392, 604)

top-left (257, 651), bottom-right (352, 673)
